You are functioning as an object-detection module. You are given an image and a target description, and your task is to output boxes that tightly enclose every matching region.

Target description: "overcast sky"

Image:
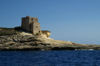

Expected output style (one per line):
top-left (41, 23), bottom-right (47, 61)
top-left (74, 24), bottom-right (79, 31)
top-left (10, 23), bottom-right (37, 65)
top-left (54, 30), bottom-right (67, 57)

top-left (0, 0), bottom-right (100, 44)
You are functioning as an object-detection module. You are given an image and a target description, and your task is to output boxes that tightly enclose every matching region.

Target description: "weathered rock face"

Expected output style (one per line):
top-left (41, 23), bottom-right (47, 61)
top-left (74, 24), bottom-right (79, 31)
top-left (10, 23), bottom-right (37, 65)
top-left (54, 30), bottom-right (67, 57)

top-left (0, 33), bottom-right (100, 51)
top-left (0, 35), bottom-right (33, 44)
top-left (41, 31), bottom-right (51, 38)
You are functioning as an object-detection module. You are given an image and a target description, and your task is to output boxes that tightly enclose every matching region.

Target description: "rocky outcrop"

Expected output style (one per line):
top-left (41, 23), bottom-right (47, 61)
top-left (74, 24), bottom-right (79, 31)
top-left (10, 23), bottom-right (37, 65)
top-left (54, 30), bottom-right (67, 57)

top-left (0, 33), bottom-right (100, 51)
top-left (0, 27), bottom-right (100, 51)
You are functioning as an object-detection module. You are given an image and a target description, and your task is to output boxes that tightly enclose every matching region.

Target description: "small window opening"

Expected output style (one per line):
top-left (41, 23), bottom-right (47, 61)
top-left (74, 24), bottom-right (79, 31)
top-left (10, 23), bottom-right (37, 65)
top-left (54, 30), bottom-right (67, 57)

top-left (36, 26), bottom-right (38, 28)
top-left (31, 18), bottom-right (33, 20)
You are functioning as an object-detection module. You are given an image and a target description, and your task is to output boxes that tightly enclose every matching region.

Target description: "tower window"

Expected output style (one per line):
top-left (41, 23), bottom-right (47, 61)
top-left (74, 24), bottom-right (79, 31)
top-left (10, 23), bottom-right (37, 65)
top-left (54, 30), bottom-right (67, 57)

top-left (31, 18), bottom-right (33, 20)
top-left (36, 26), bottom-right (38, 28)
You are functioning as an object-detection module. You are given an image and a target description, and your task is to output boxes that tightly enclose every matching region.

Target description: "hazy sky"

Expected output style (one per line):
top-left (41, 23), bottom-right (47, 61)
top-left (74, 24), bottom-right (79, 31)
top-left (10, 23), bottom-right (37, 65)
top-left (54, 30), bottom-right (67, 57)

top-left (0, 0), bottom-right (100, 44)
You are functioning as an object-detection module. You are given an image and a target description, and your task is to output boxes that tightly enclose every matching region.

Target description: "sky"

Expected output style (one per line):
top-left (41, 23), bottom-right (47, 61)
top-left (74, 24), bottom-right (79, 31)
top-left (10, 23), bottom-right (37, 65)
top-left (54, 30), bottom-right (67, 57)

top-left (0, 0), bottom-right (100, 44)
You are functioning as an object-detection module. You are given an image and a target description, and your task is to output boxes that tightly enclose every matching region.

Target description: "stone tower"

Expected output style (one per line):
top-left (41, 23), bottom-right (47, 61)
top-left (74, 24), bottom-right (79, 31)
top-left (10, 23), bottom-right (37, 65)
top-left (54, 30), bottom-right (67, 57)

top-left (21, 16), bottom-right (41, 35)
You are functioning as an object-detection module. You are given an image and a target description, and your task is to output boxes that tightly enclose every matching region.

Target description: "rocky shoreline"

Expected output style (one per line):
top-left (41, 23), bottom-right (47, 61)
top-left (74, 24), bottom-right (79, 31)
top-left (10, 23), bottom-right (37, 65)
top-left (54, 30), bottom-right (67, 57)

top-left (0, 27), bottom-right (100, 51)
top-left (0, 33), bottom-right (100, 51)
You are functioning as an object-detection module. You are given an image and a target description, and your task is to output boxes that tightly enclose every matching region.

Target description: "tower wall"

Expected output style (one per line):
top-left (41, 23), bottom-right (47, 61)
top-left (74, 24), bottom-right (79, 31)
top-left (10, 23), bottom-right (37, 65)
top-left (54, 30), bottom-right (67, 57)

top-left (32, 22), bottom-right (41, 34)
top-left (21, 16), bottom-right (41, 35)
top-left (21, 17), bottom-right (30, 31)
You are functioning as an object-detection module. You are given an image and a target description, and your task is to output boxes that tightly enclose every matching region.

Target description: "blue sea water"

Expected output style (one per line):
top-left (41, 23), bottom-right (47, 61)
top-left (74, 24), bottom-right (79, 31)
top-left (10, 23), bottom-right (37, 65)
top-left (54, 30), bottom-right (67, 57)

top-left (0, 50), bottom-right (100, 66)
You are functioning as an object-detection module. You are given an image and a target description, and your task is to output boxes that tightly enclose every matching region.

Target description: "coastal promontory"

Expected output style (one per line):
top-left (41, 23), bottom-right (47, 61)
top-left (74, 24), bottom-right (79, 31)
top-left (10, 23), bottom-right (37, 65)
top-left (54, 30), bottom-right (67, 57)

top-left (0, 16), bottom-right (100, 51)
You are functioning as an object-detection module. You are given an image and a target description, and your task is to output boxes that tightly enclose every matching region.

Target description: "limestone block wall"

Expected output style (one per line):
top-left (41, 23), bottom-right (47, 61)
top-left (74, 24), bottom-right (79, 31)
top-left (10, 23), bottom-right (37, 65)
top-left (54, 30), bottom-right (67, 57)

top-left (29, 17), bottom-right (38, 23)
top-left (32, 22), bottom-right (41, 35)
top-left (21, 18), bottom-right (30, 31)
top-left (21, 16), bottom-right (41, 35)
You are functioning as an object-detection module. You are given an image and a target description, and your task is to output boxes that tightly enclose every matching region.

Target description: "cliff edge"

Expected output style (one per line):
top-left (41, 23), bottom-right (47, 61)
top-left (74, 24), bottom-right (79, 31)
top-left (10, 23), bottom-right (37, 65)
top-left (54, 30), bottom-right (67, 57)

top-left (0, 27), bottom-right (100, 51)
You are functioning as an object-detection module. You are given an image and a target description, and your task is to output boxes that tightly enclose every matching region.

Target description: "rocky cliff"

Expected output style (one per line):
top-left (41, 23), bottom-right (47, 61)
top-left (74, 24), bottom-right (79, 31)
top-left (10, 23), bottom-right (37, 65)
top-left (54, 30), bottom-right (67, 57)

top-left (0, 27), bottom-right (100, 51)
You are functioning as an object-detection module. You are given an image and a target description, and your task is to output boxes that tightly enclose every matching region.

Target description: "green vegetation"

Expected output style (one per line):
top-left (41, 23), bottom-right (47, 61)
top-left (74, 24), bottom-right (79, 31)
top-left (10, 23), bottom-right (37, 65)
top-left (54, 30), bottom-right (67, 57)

top-left (35, 33), bottom-right (39, 35)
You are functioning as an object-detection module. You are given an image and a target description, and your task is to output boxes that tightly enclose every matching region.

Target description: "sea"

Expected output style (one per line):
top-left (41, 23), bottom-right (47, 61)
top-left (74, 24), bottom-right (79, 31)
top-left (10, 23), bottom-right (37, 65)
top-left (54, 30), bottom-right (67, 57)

top-left (0, 50), bottom-right (100, 66)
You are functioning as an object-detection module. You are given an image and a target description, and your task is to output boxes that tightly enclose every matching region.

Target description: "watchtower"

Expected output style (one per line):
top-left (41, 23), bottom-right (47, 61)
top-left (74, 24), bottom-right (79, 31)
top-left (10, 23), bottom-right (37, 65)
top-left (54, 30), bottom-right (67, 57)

top-left (21, 16), bottom-right (41, 35)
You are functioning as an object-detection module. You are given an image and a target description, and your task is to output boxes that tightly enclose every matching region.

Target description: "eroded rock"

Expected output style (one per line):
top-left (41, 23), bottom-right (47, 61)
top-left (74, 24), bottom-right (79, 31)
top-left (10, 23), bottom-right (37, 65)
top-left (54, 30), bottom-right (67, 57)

top-left (0, 34), bottom-right (100, 50)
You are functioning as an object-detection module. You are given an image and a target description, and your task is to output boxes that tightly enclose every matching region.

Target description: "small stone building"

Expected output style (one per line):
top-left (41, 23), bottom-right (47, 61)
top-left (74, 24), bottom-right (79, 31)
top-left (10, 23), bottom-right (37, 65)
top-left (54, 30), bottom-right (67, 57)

top-left (21, 16), bottom-right (41, 35)
top-left (21, 16), bottom-right (51, 37)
